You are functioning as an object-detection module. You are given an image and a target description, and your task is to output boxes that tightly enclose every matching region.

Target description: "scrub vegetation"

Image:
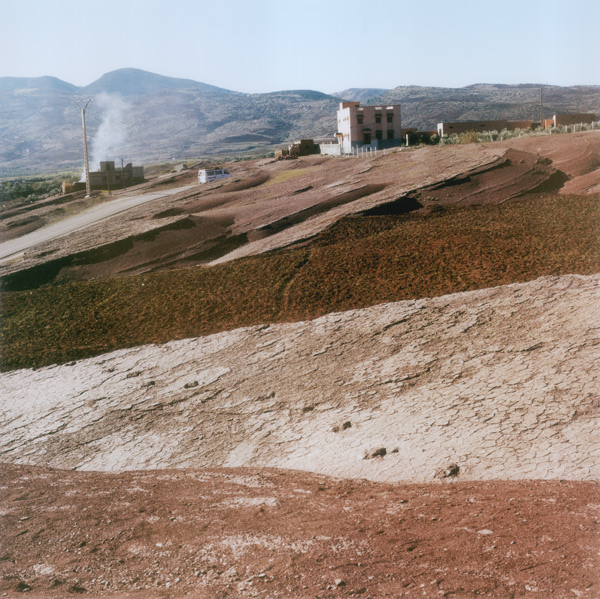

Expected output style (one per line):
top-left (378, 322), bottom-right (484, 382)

top-left (1, 193), bottom-right (597, 371)
top-left (0, 173), bottom-right (78, 205)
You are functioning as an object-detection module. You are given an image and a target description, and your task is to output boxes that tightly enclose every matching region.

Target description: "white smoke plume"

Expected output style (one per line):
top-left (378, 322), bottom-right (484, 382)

top-left (81, 93), bottom-right (129, 180)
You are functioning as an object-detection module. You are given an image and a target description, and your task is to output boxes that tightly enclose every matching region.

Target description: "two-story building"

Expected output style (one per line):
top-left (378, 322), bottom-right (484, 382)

top-left (337, 101), bottom-right (402, 154)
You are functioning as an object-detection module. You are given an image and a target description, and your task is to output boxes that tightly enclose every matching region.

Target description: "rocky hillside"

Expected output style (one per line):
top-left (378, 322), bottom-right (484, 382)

top-left (1, 273), bottom-right (597, 481)
top-left (1, 68), bottom-right (598, 174)
top-left (375, 83), bottom-right (600, 131)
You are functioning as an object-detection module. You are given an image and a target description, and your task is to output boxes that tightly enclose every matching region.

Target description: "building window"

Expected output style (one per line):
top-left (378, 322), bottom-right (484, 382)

top-left (387, 114), bottom-right (393, 123)
top-left (375, 114), bottom-right (382, 124)
top-left (357, 115), bottom-right (363, 124)
top-left (375, 130), bottom-right (383, 140)
top-left (387, 129), bottom-right (394, 139)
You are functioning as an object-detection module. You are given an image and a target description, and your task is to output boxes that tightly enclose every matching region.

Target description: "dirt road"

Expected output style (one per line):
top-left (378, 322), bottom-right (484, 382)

top-left (0, 185), bottom-right (193, 262)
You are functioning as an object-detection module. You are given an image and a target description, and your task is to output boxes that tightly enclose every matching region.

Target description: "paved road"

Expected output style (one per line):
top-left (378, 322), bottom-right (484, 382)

top-left (0, 185), bottom-right (194, 262)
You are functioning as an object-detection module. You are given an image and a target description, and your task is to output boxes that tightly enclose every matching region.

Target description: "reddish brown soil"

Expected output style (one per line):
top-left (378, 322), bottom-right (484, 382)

top-left (7, 134), bottom-right (598, 285)
top-left (413, 148), bottom-right (568, 206)
top-left (497, 132), bottom-right (600, 181)
top-left (1, 464), bottom-right (598, 599)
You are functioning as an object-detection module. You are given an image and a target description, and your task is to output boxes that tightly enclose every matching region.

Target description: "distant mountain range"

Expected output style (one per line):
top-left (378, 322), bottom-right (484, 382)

top-left (1, 68), bottom-right (598, 174)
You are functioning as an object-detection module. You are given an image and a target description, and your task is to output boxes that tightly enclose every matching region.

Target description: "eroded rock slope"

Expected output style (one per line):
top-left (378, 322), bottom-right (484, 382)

top-left (1, 274), bottom-right (598, 482)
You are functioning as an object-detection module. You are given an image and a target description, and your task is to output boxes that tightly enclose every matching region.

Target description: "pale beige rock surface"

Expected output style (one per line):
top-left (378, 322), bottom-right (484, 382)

top-left (1, 274), bottom-right (598, 482)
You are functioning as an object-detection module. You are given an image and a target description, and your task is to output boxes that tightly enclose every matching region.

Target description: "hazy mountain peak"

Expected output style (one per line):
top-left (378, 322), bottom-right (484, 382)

top-left (0, 76), bottom-right (77, 93)
top-left (331, 88), bottom-right (390, 103)
top-left (82, 68), bottom-right (236, 96)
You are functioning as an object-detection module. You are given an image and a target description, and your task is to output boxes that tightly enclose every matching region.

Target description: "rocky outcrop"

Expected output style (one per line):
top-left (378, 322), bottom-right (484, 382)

top-left (1, 274), bottom-right (598, 482)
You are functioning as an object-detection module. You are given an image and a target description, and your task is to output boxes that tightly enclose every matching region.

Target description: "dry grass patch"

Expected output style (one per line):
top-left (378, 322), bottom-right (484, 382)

top-left (261, 167), bottom-right (316, 187)
top-left (1, 194), bottom-right (597, 371)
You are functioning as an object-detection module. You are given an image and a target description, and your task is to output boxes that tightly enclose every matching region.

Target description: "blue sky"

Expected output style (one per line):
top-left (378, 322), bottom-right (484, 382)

top-left (2, 0), bottom-right (599, 92)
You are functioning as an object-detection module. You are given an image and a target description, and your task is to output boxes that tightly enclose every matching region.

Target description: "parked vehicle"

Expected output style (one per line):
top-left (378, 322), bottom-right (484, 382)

top-left (198, 167), bottom-right (231, 184)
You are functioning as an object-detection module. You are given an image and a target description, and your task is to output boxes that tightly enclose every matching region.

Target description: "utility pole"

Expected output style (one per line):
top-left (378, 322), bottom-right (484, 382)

top-left (540, 86), bottom-right (544, 129)
top-left (73, 98), bottom-right (93, 197)
top-left (121, 157), bottom-right (127, 191)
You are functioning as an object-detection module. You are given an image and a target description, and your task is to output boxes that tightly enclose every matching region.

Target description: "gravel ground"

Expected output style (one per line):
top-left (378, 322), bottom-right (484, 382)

top-left (1, 464), bottom-right (598, 599)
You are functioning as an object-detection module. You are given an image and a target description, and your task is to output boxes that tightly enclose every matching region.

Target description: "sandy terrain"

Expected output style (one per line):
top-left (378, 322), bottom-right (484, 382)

top-left (496, 131), bottom-right (600, 193)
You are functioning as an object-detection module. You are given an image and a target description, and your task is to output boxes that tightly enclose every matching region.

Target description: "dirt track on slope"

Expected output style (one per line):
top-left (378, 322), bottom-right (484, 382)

top-left (0, 186), bottom-right (194, 261)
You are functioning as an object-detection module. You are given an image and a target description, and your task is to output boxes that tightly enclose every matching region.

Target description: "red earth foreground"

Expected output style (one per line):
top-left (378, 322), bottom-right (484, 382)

top-left (1, 464), bottom-right (598, 599)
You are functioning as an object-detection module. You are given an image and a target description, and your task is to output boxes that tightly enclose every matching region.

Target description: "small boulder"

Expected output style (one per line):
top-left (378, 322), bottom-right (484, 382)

top-left (434, 463), bottom-right (460, 478)
top-left (364, 447), bottom-right (387, 459)
top-left (15, 581), bottom-right (32, 593)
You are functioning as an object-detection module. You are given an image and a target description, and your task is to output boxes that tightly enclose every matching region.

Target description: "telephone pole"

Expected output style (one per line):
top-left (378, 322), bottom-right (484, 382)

top-left (540, 86), bottom-right (544, 129)
top-left (73, 98), bottom-right (93, 197)
top-left (120, 157), bottom-right (127, 191)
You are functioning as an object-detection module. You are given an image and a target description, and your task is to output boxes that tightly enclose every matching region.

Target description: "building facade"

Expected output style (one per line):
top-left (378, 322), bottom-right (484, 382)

top-left (90, 161), bottom-right (144, 189)
top-left (544, 113), bottom-right (596, 128)
top-left (437, 120), bottom-right (534, 137)
top-left (62, 161), bottom-right (144, 195)
top-left (337, 102), bottom-right (402, 153)
top-left (88, 161), bottom-right (144, 190)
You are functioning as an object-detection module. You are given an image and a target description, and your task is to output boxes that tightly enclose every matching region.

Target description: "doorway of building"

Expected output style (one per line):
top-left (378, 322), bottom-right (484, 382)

top-left (363, 132), bottom-right (371, 144)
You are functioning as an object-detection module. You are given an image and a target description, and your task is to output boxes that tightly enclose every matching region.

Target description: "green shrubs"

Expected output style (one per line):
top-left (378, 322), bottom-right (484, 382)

top-left (438, 121), bottom-right (599, 145)
top-left (0, 174), bottom-right (76, 204)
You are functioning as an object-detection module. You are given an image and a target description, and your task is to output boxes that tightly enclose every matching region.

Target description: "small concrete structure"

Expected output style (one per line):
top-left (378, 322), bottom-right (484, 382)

top-left (89, 161), bottom-right (144, 190)
top-left (318, 136), bottom-right (343, 156)
top-left (275, 139), bottom-right (318, 159)
top-left (62, 161), bottom-right (144, 193)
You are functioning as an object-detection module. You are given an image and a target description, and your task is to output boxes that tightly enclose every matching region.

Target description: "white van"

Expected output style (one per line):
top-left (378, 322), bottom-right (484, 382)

top-left (198, 167), bottom-right (231, 184)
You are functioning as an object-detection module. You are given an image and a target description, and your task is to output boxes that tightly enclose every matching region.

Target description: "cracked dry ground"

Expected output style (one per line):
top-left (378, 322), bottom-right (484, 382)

top-left (1, 274), bottom-right (599, 598)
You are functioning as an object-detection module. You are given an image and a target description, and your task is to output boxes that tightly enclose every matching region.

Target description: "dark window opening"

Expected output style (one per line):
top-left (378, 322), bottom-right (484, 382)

top-left (375, 114), bottom-right (382, 123)
top-left (387, 129), bottom-right (394, 139)
top-left (387, 114), bottom-right (393, 123)
top-left (357, 115), bottom-right (363, 124)
top-left (375, 130), bottom-right (383, 140)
